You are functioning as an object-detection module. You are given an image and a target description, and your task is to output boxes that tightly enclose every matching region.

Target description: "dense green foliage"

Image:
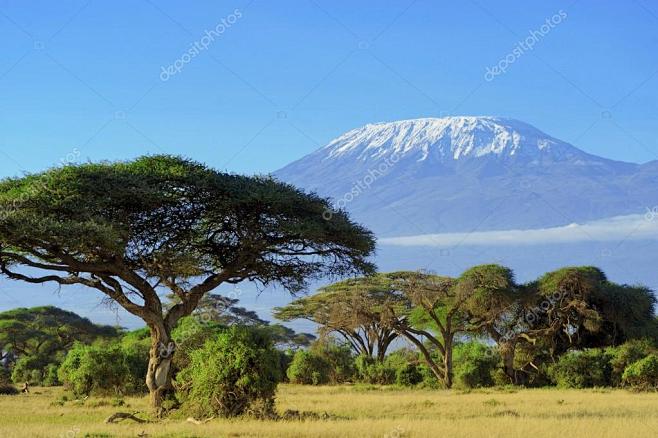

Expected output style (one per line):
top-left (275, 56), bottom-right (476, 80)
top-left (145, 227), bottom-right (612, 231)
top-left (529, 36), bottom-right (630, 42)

top-left (622, 354), bottom-right (658, 390)
top-left (175, 326), bottom-right (281, 417)
top-left (287, 350), bottom-right (331, 385)
top-left (607, 339), bottom-right (656, 386)
top-left (279, 265), bottom-right (657, 389)
top-left (354, 355), bottom-right (396, 385)
top-left (57, 336), bottom-right (149, 396)
top-left (0, 306), bottom-right (120, 386)
top-left (453, 342), bottom-right (500, 389)
top-left (11, 354), bottom-right (60, 386)
top-left (548, 350), bottom-right (613, 388)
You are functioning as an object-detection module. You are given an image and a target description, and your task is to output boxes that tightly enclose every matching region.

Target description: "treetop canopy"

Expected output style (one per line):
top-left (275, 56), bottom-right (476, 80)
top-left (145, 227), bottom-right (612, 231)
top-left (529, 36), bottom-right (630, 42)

top-left (0, 155), bottom-right (376, 295)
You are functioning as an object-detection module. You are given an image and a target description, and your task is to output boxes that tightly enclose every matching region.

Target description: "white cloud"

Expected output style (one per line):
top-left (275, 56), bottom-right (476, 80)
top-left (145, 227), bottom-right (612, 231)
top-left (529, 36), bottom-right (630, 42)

top-left (379, 214), bottom-right (658, 247)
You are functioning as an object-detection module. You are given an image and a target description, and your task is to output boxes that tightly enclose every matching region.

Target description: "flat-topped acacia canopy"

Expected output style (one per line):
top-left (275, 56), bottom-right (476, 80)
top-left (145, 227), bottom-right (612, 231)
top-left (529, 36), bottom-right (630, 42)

top-left (0, 155), bottom-right (376, 409)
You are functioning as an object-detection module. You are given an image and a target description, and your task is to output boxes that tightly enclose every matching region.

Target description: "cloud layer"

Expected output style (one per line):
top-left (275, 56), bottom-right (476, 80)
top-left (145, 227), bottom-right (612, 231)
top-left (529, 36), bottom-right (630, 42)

top-left (380, 214), bottom-right (658, 247)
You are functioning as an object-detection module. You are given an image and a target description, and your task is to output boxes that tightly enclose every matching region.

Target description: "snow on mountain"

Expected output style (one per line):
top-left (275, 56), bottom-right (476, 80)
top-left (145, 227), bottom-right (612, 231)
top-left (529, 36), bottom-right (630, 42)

top-left (324, 117), bottom-right (574, 162)
top-left (274, 117), bottom-right (657, 236)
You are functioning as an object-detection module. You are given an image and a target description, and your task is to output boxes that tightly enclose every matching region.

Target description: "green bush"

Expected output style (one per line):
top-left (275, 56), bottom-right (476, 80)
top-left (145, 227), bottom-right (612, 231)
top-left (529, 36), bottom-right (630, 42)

top-left (287, 350), bottom-right (331, 385)
top-left (607, 339), bottom-right (656, 386)
top-left (622, 354), bottom-right (658, 390)
top-left (396, 363), bottom-right (423, 386)
top-left (310, 340), bottom-right (354, 384)
top-left (11, 354), bottom-right (59, 386)
top-left (42, 363), bottom-right (60, 386)
top-left (58, 341), bottom-right (147, 396)
top-left (354, 355), bottom-right (396, 385)
top-left (176, 326), bottom-right (281, 418)
top-left (453, 342), bottom-right (500, 389)
top-left (380, 349), bottom-right (423, 387)
top-left (548, 349), bottom-right (612, 388)
top-left (171, 316), bottom-right (225, 372)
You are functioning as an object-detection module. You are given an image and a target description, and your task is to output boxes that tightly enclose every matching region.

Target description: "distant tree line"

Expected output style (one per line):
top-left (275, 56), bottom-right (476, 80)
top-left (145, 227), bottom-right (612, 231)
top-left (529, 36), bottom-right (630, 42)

top-left (276, 266), bottom-right (658, 390)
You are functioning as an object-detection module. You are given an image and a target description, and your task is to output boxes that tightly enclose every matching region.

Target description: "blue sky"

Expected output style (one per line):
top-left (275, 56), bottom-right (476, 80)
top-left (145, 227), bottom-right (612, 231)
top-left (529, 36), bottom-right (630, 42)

top-left (1, 0), bottom-right (657, 179)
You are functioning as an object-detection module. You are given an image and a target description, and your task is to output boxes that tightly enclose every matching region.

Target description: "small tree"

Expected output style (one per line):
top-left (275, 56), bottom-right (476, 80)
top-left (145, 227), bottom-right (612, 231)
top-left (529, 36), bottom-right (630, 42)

top-left (0, 156), bottom-right (375, 410)
top-left (287, 349), bottom-right (331, 385)
top-left (275, 274), bottom-right (399, 361)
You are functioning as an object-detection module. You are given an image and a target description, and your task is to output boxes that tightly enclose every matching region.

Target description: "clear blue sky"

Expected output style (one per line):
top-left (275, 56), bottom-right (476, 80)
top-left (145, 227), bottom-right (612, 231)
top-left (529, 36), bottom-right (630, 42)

top-left (1, 0), bottom-right (657, 179)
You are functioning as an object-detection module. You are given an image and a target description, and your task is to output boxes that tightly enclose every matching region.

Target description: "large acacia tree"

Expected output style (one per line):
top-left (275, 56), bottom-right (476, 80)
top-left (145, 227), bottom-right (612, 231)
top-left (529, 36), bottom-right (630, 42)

top-left (0, 155), bottom-right (376, 409)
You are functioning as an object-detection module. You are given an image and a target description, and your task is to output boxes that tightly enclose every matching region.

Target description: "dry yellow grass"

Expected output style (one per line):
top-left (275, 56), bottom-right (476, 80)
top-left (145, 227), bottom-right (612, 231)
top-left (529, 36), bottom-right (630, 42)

top-left (0, 384), bottom-right (657, 437)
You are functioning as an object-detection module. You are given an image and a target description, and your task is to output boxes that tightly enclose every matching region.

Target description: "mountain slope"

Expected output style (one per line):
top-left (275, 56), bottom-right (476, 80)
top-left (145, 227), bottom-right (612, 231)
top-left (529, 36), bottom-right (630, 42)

top-left (274, 117), bottom-right (656, 236)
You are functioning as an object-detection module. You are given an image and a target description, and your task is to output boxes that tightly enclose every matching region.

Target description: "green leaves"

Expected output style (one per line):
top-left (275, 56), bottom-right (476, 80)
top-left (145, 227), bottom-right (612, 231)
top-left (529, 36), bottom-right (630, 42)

top-left (0, 155), bottom-right (376, 295)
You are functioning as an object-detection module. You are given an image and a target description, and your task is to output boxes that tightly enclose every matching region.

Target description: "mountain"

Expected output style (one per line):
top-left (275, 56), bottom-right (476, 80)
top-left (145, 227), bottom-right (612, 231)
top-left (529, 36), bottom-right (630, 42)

top-left (275, 116), bottom-right (658, 237)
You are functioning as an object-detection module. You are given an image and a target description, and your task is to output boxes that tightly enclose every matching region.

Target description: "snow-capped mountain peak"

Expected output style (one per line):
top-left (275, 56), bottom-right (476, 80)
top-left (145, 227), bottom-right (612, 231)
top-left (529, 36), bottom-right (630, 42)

top-left (274, 115), bottom-right (651, 236)
top-left (324, 116), bottom-right (572, 163)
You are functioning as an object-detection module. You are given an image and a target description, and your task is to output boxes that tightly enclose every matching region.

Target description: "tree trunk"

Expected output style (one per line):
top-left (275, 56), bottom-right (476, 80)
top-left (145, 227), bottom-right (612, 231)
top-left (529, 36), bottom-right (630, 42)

top-left (443, 336), bottom-right (453, 389)
top-left (499, 341), bottom-right (517, 384)
top-left (145, 323), bottom-right (175, 414)
top-left (400, 332), bottom-right (444, 384)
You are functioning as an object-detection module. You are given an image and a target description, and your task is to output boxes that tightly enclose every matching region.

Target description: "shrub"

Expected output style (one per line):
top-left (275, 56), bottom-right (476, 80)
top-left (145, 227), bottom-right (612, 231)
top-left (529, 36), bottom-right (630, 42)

top-left (355, 355), bottom-right (396, 385)
top-left (176, 326), bottom-right (281, 418)
top-left (171, 316), bottom-right (225, 372)
top-left (58, 341), bottom-right (147, 396)
top-left (622, 354), bottom-right (658, 390)
top-left (381, 349), bottom-right (423, 387)
top-left (0, 369), bottom-right (17, 395)
top-left (453, 342), bottom-right (500, 389)
top-left (42, 363), bottom-right (60, 386)
top-left (548, 349), bottom-right (612, 388)
top-left (607, 339), bottom-right (656, 386)
top-left (0, 383), bottom-right (18, 395)
top-left (287, 350), bottom-right (331, 385)
top-left (11, 354), bottom-right (58, 386)
top-left (396, 363), bottom-right (423, 386)
top-left (310, 340), bottom-right (355, 384)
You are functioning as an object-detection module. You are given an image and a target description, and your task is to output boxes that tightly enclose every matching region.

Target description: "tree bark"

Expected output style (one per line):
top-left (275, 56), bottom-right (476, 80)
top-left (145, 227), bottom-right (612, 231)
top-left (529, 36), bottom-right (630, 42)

top-left (499, 340), bottom-right (517, 384)
top-left (443, 335), bottom-right (453, 388)
top-left (145, 322), bottom-right (175, 414)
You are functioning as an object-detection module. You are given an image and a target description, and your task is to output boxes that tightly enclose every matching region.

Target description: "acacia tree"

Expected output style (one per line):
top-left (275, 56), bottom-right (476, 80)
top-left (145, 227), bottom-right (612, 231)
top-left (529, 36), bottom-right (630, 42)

top-left (274, 274), bottom-right (399, 361)
top-left (382, 271), bottom-right (466, 388)
top-left (457, 265), bottom-right (521, 383)
top-left (288, 271), bottom-right (472, 387)
top-left (166, 292), bottom-right (269, 326)
top-left (0, 155), bottom-right (375, 410)
top-left (0, 306), bottom-right (119, 376)
top-left (463, 265), bottom-right (657, 384)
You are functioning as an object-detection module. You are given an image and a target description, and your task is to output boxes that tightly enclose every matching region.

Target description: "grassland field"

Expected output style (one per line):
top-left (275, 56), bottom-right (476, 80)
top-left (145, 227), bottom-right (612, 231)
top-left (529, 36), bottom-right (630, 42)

top-left (1, 384), bottom-right (657, 438)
